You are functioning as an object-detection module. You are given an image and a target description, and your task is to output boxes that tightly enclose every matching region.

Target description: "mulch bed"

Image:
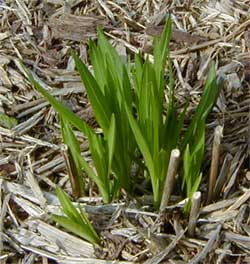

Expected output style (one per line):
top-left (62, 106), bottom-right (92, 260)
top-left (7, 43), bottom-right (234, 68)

top-left (0, 1), bottom-right (249, 263)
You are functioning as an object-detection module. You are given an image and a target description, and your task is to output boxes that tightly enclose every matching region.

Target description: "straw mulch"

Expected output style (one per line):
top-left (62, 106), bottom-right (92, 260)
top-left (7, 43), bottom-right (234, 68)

top-left (0, 1), bottom-right (249, 263)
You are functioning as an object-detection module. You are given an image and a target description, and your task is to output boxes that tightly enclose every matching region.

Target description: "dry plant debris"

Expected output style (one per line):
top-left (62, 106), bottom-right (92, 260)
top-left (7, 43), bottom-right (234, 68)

top-left (0, 0), bottom-right (249, 263)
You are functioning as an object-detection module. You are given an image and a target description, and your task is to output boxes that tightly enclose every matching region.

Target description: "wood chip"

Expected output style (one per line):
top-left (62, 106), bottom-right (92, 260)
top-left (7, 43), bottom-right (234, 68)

top-left (49, 15), bottom-right (110, 42)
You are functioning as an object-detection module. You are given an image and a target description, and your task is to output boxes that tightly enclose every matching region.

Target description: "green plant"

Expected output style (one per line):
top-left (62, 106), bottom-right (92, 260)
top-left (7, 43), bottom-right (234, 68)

top-left (22, 16), bottom-right (218, 211)
top-left (78, 114), bottom-right (116, 203)
top-left (0, 113), bottom-right (18, 129)
top-left (21, 65), bottom-right (117, 203)
top-left (60, 115), bottom-right (116, 202)
top-left (181, 63), bottom-right (218, 149)
top-left (52, 187), bottom-right (100, 244)
top-left (125, 17), bottom-right (187, 207)
top-left (182, 63), bottom-right (218, 211)
top-left (72, 30), bottom-right (136, 193)
top-left (183, 121), bottom-right (205, 213)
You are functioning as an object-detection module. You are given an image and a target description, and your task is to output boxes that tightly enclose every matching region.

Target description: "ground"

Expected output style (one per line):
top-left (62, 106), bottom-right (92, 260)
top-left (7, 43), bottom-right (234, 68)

top-left (0, 1), bottom-right (249, 263)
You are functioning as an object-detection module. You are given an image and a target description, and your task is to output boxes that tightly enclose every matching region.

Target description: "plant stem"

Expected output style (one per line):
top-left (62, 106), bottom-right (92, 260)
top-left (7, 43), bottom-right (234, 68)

top-left (160, 149), bottom-right (180, 211)
top-left (188, 191), bottom-right (201, 236)
top-left (207, 125), bottom-right (223, 204)
top-left (61, 144), bottom-right (81, 199)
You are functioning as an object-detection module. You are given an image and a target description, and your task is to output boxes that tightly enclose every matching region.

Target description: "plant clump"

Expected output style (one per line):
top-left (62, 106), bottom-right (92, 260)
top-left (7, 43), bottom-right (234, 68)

top-left (22, 17), bottom-right (219, 243)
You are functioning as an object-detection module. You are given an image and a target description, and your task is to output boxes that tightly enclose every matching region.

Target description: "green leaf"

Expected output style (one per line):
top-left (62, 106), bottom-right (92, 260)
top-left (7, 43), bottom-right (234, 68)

top-left (53, 188), bottom-right (100, 244)
top-left (20, 62), bottom-right (90, 136)
top-left (125, 104), bottom-right (158, 201)
top-left (52, 214), bottom-right (99, 244)
top-left (72, 51), bottom-right (111, 134)
top-left (80, 137), bottom-right (111, 203)
top-left (0, 114), bottom-right (18, 129)
top-left (107, 114), bottom-right (116, 174)
top-left (154, 15), bottom-right (172, 91)
top-left (77, 204), bottom-right (100, 242)
top-left (56, 187), bottom-right (81, 224)
top-left (182, 63), bottom-right (218, 149)
top-left (89, 39), bottom-right (107, 94)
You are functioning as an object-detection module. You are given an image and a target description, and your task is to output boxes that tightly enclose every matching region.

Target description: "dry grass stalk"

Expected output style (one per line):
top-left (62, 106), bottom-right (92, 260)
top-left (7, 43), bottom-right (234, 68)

top-left (214, 153), bottom-right (232, 198)
top-left (226, 188), bottom-right (250, 212)
top-left (188, 191), bottom-right (201, 237)
top-left (160, 149), bottom-right (180, 211)
top-left (223, 153), bottom-right (246, 198)
top-left (207, 125), bottom-right (223, 204)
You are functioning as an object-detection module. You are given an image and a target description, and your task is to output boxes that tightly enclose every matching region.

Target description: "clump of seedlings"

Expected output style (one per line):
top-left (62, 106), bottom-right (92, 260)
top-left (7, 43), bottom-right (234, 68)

top-left (22, 16), bottom-right (219, 244)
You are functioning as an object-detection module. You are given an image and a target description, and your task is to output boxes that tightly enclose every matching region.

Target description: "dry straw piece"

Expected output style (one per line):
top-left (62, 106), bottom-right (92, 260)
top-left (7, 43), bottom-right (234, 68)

top-left (188, 191), bottom-right (201, 237)
top-left (160, 148), bottom-right (180, 211)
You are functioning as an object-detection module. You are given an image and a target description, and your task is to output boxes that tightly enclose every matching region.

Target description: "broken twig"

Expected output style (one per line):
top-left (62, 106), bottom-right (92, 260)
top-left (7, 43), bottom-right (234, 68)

top-left (188, 191), bottom-right (201, 237)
